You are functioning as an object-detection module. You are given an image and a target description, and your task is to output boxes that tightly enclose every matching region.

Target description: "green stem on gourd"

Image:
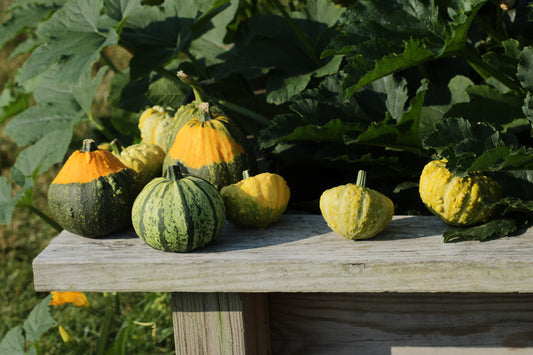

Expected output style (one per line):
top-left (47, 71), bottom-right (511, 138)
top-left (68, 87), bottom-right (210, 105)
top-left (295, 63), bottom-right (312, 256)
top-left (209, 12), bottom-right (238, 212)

top-left (197, 102), bottom-right (213, 122)
top-left (26, 205), bottom-right (63, 232)
top-left (81, 139), bottom-right (98, 153)
top-left (356, 170), bottom-right (367, 188)
top-left (177, 71), bottom-right (208, 103)
top-left (242, 169), bottom-right (251, 179)
top-left (166, 164), bottom-right (184, 182)
top-left (110, 139), bottom-right (122, 155)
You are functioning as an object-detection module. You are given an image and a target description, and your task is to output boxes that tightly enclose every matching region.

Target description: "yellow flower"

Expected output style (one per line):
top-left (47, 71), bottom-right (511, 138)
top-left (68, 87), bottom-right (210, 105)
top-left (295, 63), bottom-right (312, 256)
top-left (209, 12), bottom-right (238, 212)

top-left (50, 292), bottom-right (89, 307)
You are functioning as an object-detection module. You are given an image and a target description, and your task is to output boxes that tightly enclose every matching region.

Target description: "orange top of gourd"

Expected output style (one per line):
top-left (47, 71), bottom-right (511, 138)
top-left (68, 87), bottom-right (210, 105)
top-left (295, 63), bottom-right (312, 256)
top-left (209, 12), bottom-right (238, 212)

top-left (52, 139), bottom-right (130, 184)
top-left (167, 103), bottom-right (245, 169)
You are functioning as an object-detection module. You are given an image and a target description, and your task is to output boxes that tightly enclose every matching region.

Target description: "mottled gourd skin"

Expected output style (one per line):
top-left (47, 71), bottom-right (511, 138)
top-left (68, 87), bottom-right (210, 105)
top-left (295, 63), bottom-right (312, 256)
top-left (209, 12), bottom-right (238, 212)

top-left (419, 160), bottom-right (501, 227)
top-left (138, 106), bottom-right (176, 152)
top-left (220, 172), bottom-right (290, 228)
top-left (114, 143), bottom-right (165, 187)
top-left (47, 139), bottom-right (138, 238)
top-left (132, 166), bottom-right (226, 252)
top-left (320, 183), bottom-right (394, 240)
top-left (163, 103), bottom-right (256, 190)
top-left (48, 170), bottom-right (138, 237)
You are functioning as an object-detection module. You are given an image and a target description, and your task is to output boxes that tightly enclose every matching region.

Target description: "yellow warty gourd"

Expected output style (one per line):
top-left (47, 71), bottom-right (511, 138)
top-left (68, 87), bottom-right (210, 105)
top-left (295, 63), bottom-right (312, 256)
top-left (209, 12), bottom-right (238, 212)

top-left (419, 159), bottom-right (501, 226)
top-left (220, 171), bottom-right (290, 228)
top-left (320, 170), bottom-right (394, 240)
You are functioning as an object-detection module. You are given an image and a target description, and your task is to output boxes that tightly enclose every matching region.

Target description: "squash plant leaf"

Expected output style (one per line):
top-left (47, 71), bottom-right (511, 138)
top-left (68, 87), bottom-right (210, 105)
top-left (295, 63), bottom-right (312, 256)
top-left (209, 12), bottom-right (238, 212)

top-left (327, 0), bottom-right (487, 97)
top-left (216, 0), bottom-right (345, 104)
top-left (18, 0), bottom-right (119, 86)
top-left (0, 326), bottom-right (25, 355)
top-left (22, 294), bottom-right (56, 343)
top-left (517, 46), bottom-right (533, 91)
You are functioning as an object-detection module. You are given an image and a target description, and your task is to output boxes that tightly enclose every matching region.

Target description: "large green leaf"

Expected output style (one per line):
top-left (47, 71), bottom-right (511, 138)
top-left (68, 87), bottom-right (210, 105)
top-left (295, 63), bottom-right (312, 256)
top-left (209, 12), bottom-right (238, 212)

top-left (517, 46), bottom-right (533, 91)
top-left (0, 5), bottom-right (56, 50)
top-left (327, 0), bottom-right (487, 97)
top-left (23, 294), bottom-right (56, 343)
top-left (18, 0), bottom-right (118, 86)
top-left (0, 326), bottom-right (25, 355)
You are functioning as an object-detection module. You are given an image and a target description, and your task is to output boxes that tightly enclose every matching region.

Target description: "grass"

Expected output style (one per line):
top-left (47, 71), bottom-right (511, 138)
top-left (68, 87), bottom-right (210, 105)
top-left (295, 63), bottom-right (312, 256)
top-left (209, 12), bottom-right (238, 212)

top-left (1, 2), bottom-right (174, 353)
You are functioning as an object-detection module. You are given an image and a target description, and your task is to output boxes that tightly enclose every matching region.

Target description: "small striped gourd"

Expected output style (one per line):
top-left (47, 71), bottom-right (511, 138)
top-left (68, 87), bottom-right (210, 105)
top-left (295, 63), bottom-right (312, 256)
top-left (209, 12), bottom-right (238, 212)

top-left (47, 139), bottom-right (138, 237)
top-left (110, 140), bottom-right (165, 188)
top-left (132, 165), bottom-right (226, 252)
top-left (220, 170), bottom-right (290, 228)
top-left (320, 170), bottom-right (394, 240)
top-left (419, 159), bottom-right (501, 226)
top-left (163, 101), bottom-right (256, 190)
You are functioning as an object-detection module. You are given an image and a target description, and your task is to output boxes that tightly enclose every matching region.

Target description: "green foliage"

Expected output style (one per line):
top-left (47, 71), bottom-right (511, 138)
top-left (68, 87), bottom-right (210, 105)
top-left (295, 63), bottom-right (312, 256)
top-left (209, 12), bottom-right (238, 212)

top-left (0, 0), bottom-right (533, 241)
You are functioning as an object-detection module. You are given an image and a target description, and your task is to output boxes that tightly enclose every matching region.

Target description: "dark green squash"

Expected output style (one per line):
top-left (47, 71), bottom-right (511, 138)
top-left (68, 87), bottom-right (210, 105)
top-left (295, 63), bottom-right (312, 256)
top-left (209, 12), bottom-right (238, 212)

top-left (132, 165), bottom-right (226, 252)
top-left (47, 139), bottom-right (138, 237)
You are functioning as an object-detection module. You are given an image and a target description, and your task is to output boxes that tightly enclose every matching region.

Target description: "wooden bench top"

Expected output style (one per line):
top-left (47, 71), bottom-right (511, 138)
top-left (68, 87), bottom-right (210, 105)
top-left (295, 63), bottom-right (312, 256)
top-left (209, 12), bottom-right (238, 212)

top-left (33, 214), bottom-right (533, 293)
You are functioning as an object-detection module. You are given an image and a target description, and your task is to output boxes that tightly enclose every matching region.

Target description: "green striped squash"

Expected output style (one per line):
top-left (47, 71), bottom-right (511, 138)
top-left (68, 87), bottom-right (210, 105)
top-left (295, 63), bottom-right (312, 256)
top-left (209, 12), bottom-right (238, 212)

top-left (132, 165), bottom-right (226, 252)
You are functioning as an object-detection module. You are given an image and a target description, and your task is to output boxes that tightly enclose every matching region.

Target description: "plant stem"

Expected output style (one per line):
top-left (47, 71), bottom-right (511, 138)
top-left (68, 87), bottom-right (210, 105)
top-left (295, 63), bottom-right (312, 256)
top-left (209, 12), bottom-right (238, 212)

top-left (96, 292), bottom-right (113, 355)
top-left (100, 51), bottom-right (121, 74)
top-left (26, 205), bottom-right (63, 232)
top-left (356, 170), bottom-right (366, 187)
top-left (87, 112), bottom-right (115, 142)
top-left (460, 49), bottom-right (526, 94)
top-left (268, 0), bottom-right (321, 67)
top-left (216, 99), bottom-right (271, 127)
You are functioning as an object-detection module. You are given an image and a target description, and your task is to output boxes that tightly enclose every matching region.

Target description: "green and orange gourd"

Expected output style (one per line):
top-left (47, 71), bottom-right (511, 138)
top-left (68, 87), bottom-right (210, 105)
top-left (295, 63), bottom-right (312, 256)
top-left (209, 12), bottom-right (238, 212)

top-left (162, 72), bottom-right (256, 190)
top-left (47, 139), bottom-right (139, 237)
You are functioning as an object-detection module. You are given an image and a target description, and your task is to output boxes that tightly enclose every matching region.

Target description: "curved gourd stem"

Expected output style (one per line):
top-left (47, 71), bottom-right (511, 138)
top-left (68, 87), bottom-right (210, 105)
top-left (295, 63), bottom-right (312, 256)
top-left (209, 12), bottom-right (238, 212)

top-left (242, 169), bottom-right (251, 180)
top-left (110, 139), bottom-right (122, 155)
top-left (166, 164), bottom-right (184, 182)
top-left (356, 170), bottom-right (367, 188)
top-left (81, 139), bottom-right (98, 153)
top-left (177, 71), bottom-right (208, 103)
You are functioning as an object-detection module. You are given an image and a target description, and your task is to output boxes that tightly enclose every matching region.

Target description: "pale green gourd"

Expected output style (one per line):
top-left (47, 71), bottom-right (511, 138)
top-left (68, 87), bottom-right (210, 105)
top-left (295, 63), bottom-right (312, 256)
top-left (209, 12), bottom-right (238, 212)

top-left (320, 170), bottom-right (394, 240)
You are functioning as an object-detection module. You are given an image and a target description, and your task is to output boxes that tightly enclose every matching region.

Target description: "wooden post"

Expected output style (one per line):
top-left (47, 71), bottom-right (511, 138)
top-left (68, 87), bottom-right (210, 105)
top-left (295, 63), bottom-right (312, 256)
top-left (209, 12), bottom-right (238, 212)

top-left (172, 292), bottom-right (271, 355)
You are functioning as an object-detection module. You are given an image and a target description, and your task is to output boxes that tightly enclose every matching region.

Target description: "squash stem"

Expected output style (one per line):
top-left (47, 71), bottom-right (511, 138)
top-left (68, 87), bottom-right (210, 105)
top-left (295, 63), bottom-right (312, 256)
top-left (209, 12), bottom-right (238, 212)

top-left (177, 71), bottom-right (208, 103)
top-left (356, 170), bottom-right (366, 188)
top-left (110, 139), bottom-right (122, 155)
top-left (166, 165), bottom-right (183, 181)
top-left (197, 102), bottom-right (212, 122)
top-left (242, 169), bottom-right (251, 179)
top-left (81, 139), bottom-right (98, 153)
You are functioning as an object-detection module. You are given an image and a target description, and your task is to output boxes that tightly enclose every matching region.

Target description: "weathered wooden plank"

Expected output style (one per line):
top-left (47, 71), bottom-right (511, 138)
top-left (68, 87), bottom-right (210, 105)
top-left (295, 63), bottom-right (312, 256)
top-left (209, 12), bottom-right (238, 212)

top-left (172, 293), bottom-right (270, 354)
top-left (268, 293), bottom-right (533, 354)
top-left (33, 215), bottom-right (533, 293)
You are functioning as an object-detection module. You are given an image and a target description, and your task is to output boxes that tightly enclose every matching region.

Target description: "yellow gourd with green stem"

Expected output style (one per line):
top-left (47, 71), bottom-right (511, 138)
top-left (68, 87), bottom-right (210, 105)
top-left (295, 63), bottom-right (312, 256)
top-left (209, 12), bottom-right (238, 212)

top-left (320, 170), bottom-right (394, 240)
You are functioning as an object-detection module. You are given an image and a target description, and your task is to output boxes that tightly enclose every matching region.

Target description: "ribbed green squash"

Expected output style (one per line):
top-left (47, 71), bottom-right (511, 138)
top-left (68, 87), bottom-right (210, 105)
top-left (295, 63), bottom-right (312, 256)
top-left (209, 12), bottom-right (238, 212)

top-left (47, 139), bottom-right (138, 238)
top-left (220, 170), bottom-right (290, 228)
top-left (419, 159), bottom-right (501, 226)
top-left (132, 165), bottom-right (226, 252)
top-left (320, 170), bottom-right (394, 240)
top-left (163, 102), bottom-right (256, 190)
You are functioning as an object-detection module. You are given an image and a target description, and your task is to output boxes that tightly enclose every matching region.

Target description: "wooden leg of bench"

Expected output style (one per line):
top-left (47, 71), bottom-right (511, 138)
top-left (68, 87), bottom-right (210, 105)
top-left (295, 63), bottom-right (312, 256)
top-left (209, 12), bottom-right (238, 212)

top-left (171, 292), bottom-right (271, 355)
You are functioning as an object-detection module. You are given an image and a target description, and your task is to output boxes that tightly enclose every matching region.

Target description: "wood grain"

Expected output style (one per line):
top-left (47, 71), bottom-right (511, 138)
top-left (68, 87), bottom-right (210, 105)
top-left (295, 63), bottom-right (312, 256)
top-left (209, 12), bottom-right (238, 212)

top-left (268, 293), bottom-right (533, 354)
top-left (33, 214), bottom-right (533, 293)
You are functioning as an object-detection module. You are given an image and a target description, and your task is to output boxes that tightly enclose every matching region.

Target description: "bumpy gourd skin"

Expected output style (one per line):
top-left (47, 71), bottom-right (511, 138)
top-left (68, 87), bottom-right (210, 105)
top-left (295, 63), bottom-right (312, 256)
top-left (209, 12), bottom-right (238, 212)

top-left (220, 172), bottom-right (290, 228)
top-left (320, 183), bottom-right (394, 240)
top-left (138, 106), bottom-right (175, 151)
top-left (114, 143), bottom-right (165, 187)
top-left (419, 160), bottom-right (501, 226)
